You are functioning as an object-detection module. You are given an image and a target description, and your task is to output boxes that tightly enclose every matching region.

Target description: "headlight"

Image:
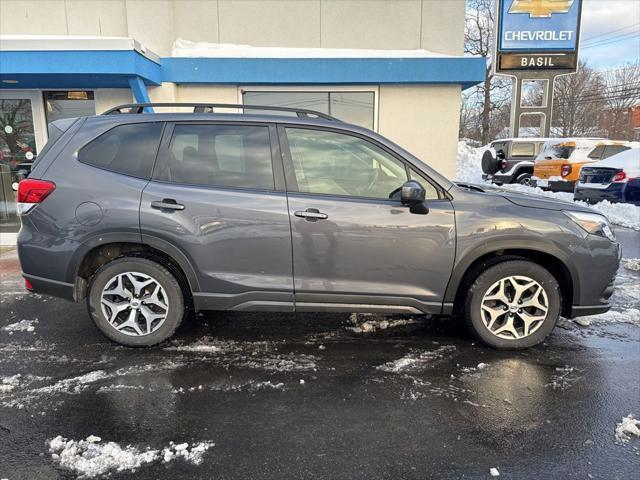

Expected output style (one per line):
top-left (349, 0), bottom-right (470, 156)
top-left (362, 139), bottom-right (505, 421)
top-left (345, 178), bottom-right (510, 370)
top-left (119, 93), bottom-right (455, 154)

top-left (563, 210), bottom-right (615, 241)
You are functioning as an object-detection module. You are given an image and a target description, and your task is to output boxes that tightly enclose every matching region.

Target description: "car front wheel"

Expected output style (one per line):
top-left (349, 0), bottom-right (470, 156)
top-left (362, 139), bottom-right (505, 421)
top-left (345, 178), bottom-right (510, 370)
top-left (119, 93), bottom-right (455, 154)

top-left (464, 260), bottom-right (560, 349)
top-left (87, 257), bottom-right (185, 347)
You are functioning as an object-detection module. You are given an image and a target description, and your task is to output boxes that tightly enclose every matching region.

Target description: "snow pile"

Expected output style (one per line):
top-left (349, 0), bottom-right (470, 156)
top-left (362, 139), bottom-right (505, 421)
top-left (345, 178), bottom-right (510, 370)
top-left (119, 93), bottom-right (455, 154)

top-left (615, 415), bottom-right (640, 444)
top-left (234, 353), bottom-right (318, 372)
top-left (2, 319), bottom-right (38, 333)
top-left (456, 142), bottom-right (488, 184)
top-left (377, 345), bottom-right (456, 373)
top-left (459, 362), bottom-right (490, 375)
top-left (624, 259), bottom-right (640, 272)
top-left (49, 435), bottom-right (214, 478)
top-left (574, 309), bottom-right (640, 327)
top-left (0, 374), bottom-right (21, 393)
top-left (346, 313), bottom-right (420, 333)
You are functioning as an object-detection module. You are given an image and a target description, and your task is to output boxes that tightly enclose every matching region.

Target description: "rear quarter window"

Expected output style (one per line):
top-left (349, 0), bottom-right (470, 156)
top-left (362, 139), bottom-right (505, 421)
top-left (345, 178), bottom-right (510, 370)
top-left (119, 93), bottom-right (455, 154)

top-left (78, 122), bottom-right (164, 179)
top-left (510, 142), bottom-right (535, 157)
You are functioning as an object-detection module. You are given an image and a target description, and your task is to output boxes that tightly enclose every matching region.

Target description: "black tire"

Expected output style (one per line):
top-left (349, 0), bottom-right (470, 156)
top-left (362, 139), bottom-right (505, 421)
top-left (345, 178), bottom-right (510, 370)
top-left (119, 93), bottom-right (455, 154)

top-left (87, 257), bottom-right (185, 347)
top-left (464, 260), bottom-right (560, 349)
top-left (481, 149), bottom-right (499, 174)
top-left (516, 172), bottom-right (533, 186)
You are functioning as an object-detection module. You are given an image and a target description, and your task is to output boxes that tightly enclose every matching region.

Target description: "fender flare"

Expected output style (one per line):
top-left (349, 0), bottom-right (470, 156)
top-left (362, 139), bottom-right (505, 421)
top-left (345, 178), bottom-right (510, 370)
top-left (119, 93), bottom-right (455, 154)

top-left (443, 239), bottom-right (580, 304)
top-left (67, 232), bottom-right (201, 293)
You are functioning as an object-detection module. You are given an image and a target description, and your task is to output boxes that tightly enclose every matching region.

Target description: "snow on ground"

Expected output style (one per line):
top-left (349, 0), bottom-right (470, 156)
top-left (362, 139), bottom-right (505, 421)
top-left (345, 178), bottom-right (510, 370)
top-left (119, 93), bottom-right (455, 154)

top-left (377, 345), bottom-right (456, 373)
top-left (2, 319), bottom-right (38, 333)
top-left (572, 309), bottom-right (640, 327)
top-left (615, 415), bottom-right (640, 444)
top-left (624, 259), bottom-right (640, 272)
top-left (346, 313), bottom-right (420, 333)
top-left (48, 435), bottom-right (214, 478)
top-left (545, 366), bottom-right (582, 390)
top-left (455, 142), bottom-right (640, 230)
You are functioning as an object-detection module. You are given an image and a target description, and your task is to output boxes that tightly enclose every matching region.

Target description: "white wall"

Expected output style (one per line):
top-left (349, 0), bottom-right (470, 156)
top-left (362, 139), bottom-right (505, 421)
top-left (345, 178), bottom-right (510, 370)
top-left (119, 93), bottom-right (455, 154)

top-left (0, 0), bottom-right (465, 56)
top-left (378, 85), bottom-right (461, 179)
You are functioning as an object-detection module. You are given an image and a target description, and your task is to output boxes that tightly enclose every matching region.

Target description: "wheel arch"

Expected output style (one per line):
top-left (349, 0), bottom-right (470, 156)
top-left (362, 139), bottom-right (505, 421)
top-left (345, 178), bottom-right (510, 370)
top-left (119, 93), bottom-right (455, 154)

top-left (69, 235), bottom-right (200, 303)
top-left (446, 245), bottom-right (577, 318)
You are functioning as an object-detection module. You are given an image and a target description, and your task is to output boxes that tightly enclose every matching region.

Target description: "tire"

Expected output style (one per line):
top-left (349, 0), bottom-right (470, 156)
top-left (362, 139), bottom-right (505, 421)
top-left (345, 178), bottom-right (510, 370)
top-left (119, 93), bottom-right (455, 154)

top-left (516, 172), bottom-right (533, 186)
top-left (481, 149), bottom-right (499, 174)
top-left (87, 257), bottom-right (185, 347)
top-left (464, 260), bottom-right (560, 349)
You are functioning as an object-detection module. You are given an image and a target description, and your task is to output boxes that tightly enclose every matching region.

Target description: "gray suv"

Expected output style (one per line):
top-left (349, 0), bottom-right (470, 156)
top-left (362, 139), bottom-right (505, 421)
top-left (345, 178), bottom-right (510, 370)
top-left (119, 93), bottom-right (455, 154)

top-left (17, 103), bottom-right (620, 349)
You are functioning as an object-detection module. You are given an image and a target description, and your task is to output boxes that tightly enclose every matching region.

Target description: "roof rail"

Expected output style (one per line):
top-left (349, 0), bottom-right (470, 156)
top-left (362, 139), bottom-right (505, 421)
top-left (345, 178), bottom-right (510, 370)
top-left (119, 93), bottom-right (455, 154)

top-left (101, 102), bottom-right (340, 121)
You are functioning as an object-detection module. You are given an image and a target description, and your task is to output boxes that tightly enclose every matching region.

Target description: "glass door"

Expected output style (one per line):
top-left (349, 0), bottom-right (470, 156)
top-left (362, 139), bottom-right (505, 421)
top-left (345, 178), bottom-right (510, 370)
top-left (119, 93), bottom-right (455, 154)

top-left (0, 91), bottom-right (47, 234)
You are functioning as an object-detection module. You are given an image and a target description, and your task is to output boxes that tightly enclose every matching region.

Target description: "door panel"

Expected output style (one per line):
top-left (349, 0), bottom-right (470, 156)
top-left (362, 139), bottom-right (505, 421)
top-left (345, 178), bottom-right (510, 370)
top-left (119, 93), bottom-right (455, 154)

top-left (140, 182), bottom-right (294, 307)
top-left (287, 194), bottom-right (456, 310)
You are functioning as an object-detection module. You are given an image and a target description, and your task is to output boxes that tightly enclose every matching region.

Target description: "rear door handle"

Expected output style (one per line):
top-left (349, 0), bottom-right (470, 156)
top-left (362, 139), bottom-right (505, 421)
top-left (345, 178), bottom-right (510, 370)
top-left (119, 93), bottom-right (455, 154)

top-left (294, 208), bottom-right (328, 221)
top-left (151, 199), bottom-right (185, 211)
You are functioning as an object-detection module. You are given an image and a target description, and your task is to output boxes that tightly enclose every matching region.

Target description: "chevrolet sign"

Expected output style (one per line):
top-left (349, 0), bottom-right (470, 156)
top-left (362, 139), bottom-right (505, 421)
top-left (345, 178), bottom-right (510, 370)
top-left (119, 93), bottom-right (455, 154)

top-left (496, 0), bottom-right (582, 73)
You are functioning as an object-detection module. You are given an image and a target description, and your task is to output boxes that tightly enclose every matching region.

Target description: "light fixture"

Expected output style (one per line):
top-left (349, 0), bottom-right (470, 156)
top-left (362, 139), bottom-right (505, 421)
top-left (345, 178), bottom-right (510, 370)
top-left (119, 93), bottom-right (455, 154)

top-left (2, 79), bottom-right (19, 84)
top-left (67, 91), bottom-right (89, 100)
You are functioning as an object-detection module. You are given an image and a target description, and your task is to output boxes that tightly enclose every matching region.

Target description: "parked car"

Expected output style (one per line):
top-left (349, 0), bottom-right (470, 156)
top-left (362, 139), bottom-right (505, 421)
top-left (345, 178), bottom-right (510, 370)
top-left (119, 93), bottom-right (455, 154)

top-left (532, 138), bottom-right (633, 192)
top-left (17, 103), bottom-right (620, 349)
top-left (481, 138), bottom-right (547, 186)
top-left (574, 147), bottom-right (640, 206)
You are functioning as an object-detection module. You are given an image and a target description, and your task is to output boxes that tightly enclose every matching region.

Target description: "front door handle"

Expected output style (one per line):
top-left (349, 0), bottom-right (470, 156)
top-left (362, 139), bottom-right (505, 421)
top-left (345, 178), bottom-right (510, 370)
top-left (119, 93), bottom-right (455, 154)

top-left (294, 208), bottom-right (328, 221)
top-left (151, 199), bottom-right (185, 211)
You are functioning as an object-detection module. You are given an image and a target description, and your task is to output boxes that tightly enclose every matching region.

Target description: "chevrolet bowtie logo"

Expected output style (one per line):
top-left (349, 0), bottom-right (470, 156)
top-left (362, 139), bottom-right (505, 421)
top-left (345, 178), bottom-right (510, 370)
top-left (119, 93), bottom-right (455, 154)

top-left (509, 0), bottom-right (574, 18)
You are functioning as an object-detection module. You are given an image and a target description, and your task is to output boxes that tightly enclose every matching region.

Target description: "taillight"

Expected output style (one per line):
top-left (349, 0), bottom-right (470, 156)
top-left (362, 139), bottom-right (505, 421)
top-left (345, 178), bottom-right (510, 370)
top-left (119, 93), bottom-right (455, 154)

top-left (561, 164), bottom-right (572, 177)
top-left (612, 171), bottom-right (627, 183)
top-left (17, 179), bottom-right (56, 215)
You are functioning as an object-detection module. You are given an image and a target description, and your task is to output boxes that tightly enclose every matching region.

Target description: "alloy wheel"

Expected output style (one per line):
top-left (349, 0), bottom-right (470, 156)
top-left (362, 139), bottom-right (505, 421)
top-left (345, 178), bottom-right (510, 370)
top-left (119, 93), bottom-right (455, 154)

top-left (480, 275), bottom-right (549, 339)
top-left (100, 272), bottom-right (169, 337)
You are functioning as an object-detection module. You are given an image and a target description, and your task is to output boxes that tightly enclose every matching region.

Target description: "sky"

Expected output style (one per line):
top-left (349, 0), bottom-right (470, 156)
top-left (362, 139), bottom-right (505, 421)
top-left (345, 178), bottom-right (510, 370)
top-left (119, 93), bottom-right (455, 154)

top-left (578, 0), bottom-right (640, 69)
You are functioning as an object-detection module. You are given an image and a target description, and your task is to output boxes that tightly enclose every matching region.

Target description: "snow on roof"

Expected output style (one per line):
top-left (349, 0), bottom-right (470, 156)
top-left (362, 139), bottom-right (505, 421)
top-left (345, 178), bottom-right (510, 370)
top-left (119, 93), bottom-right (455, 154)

top-left (171, 39), bottom-right (455, 58)
top-left (590, 146), bottom-right (640, 176)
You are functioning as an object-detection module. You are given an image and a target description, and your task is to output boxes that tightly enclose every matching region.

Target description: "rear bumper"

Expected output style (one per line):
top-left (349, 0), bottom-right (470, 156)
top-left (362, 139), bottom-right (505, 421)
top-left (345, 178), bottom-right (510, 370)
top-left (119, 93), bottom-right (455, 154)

top-left (574, 181), bottom-right (640, 206)
top-left (22, 273), bottom-right (75, 301)
top-left (532, 177), bottom-right (575, 192)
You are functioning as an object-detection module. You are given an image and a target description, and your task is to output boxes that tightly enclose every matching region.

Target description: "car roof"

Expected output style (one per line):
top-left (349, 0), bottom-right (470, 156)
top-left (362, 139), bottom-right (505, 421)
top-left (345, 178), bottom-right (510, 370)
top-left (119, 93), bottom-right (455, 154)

top-left (492, 137), bottom-right (549, 143)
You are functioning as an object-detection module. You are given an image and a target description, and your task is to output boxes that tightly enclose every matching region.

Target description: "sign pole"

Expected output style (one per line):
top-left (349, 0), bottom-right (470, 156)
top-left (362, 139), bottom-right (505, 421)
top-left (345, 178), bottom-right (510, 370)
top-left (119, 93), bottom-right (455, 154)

top-left (494, 0), bottom-right (583, 138)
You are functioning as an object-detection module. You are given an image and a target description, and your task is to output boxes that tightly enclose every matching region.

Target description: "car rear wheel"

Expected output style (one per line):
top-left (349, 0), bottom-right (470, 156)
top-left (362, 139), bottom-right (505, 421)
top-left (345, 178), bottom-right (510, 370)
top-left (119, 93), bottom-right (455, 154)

top-left (87, 257), bottom-right (185, 347)
top-left (464, 260), bottom-right (560, 349)
top-left (516, 172), bottom-right (533, 186)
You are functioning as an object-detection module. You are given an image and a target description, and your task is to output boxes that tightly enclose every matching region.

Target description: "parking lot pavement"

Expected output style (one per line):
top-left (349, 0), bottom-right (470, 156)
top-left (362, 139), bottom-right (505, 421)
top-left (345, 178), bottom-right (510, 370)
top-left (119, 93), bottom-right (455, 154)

top-left (0, 228), bottom-right (638, 480)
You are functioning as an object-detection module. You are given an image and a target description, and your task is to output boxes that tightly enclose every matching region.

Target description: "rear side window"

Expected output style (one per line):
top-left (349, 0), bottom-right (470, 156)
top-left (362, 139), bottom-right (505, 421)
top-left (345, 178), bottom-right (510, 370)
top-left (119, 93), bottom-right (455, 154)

top-left (163, 124), bottom-right (274, 190)
top-left (510, 142), bottom-right (535, 157)
top-left (587, 145), bottom-right (605, 160)
top-left (602, 145), bottom-right (629, 159)
top-left (78, 122), bottom-right (163, 179)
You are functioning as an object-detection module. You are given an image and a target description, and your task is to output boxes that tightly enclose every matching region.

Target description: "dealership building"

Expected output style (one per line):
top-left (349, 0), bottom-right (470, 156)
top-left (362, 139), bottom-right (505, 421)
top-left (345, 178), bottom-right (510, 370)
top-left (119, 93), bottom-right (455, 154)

top-left (0, 0), bottom-right (483, 237)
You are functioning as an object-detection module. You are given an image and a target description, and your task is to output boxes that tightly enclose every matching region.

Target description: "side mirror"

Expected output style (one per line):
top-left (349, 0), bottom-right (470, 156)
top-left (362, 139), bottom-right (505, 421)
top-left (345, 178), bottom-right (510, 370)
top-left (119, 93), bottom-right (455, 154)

top-left (398, 180), bottom-right (428, 214)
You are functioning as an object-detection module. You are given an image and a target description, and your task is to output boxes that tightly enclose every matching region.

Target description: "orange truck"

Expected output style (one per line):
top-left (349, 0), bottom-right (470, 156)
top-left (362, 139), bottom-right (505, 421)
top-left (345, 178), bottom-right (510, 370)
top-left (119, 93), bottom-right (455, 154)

top-left (532, 139), bottom-right (634, 192)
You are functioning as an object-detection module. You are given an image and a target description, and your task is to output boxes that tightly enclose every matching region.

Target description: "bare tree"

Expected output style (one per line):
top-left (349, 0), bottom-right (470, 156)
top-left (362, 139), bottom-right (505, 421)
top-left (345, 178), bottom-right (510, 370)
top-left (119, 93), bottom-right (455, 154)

top-left (551, 61), bottom-right (606, 137)
top-left (599, 63), bottom-right (640, 139)
top-left (461, 0), bottom-right (511, 144)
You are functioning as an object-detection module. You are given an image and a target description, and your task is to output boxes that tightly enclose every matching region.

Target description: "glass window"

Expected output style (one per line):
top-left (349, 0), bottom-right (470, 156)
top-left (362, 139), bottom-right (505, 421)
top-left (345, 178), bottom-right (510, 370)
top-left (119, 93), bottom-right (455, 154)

top-left (242, 91), bottom-right (375, 130)
top-left (78, 122), bottom-right (163, 179)
top-left (602, 145), bottom-right (629, 159)
top-left (43, 91), bottom-right (95, 136)
top-left (286, 128), bottom-right (408, 199)
top-left (587, 145), bottom-right (605, 160)
top-left (408, 168), bottom-right (440, 200)
top-left (166, 124), bottom-right (274, 190)
top-left (510, 142), bottom-right (535, 157)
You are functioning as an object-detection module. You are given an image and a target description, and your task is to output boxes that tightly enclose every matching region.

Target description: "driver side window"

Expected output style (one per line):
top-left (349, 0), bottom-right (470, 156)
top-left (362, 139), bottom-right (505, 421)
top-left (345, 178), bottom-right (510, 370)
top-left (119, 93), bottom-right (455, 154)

top-left (285, 128), bottom-right (409, 199)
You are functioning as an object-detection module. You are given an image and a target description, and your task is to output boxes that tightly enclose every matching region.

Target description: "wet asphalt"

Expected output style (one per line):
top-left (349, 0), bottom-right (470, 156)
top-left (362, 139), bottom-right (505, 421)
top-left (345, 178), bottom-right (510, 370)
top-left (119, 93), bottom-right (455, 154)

top-left (0, 228), bottom-right (638, 480)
